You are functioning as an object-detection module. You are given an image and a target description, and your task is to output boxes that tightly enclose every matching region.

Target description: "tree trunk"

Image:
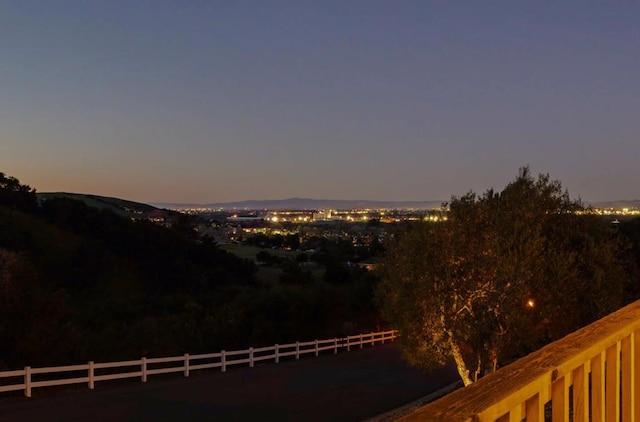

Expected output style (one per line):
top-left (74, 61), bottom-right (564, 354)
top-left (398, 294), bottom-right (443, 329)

top-left (473, 354), bottom-right (482, 382)
top-left (449, 337), bottom-right (473, 386)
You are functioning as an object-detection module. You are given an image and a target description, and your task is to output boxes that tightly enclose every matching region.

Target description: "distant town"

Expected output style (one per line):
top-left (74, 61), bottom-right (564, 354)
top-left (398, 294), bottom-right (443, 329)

top-left (166, 207), bottom-right (446, 249)
top-left (150, 204), bottom-right (640, 251)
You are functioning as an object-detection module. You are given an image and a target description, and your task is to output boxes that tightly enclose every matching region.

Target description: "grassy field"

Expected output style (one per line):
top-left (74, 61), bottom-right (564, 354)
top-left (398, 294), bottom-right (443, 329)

top-left (220, 244), bottom-right (324, 284)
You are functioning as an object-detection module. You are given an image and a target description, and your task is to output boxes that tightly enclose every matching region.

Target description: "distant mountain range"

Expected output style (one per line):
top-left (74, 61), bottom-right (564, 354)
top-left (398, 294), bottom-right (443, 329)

top-left (151, 197), bottom-right (447, 210)
top-left (38, 193), bottom-right (640, 212)
top-left (154, 197), bottom-right (640, 211)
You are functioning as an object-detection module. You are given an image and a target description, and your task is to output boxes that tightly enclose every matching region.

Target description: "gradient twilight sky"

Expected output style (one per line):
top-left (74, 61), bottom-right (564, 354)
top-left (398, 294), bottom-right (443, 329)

top-left (2, 1), bottom-right (639, 204)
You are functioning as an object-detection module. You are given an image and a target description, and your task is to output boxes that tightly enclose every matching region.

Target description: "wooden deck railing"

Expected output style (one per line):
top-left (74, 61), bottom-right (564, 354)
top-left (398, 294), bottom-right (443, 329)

top-left (0, 330), bottom-right (397, 398)
top-left (399, 300), bottom-right (640, 422)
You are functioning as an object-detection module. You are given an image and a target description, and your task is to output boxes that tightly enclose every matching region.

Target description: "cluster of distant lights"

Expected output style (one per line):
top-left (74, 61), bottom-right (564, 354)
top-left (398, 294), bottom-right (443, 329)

top-left (423, 215), bottom-right (448, 222)
top-left (590, 208), bottom-right (640, 216)
top-left (175, 207), bottom-right (639, 219)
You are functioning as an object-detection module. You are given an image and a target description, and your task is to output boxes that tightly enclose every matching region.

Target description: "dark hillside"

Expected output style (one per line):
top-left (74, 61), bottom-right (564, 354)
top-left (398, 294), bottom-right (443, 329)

top-left (37, 192), bottom-right (174, 219)
top-left (0, 173), bottom-right (382, 370)
top-left (0, 198), bottom-right (259, 367)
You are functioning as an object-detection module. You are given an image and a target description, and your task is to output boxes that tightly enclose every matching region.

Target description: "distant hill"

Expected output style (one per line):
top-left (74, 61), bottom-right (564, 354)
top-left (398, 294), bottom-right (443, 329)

top-left (153, 197), bottom-right (446, 210)
top-left (38, 192), bottom-right (174, 218)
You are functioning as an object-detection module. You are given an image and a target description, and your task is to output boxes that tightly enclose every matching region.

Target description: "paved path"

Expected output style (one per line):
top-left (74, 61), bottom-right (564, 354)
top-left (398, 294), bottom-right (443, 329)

top-left (0, 345), bottom-right (457, 421)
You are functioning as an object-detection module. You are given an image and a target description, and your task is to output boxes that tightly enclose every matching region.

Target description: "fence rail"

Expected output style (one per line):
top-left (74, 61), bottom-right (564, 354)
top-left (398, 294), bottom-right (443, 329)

top-left (0, 330), bottom-right (397, 398)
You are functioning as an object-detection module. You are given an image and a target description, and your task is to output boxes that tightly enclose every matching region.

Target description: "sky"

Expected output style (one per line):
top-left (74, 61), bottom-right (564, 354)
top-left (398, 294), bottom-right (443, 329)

top-left (2, 1), bottom-right (639, 204)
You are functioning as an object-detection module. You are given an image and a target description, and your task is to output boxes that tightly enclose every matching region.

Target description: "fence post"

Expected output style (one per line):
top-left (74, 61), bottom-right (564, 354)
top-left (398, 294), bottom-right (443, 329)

top-left (382, 332), bottom-right (385, 344)
top-left (221, 350), bottom-right (226, 372)
top-left (25, 366), bottom-right (31, 398)
top-left (334, 338), bottom-right (338, 354)
top-left (275, 344), bottom-right (279, 363)
top-left (88, 361), bottom-right (94, 390)
top-left (347, 336), bottom-right (350, 352)
top-left (315, 340), bottom-right (319, 357)
top-left (360, 334), bottom-right (363, 349)
top-left (249, 347), bottom-right (254, 368)
top-left (371, 332), bottom-right (374, 346)
top-left (296, 341), bottom-right (300, 360)
top-left (142, 357), bottom-right (147, 383)
top-left (184, 353), bottom-right (190, 377)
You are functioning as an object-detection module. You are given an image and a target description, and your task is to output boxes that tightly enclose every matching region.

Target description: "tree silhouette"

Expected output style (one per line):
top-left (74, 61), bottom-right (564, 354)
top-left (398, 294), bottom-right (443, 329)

top-left (377, 168), bottom-right (631, 385)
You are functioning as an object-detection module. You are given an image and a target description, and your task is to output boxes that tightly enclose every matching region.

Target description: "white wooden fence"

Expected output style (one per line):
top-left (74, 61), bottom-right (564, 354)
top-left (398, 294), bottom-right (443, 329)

top-left (0, 330), bottom-right (397, 398)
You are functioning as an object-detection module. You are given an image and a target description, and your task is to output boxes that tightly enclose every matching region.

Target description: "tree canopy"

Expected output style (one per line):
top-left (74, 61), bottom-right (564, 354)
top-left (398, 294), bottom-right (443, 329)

top-left (0, 172), bottom-right (37, 212)
top-left (376, 168), bottom-right (634, 385)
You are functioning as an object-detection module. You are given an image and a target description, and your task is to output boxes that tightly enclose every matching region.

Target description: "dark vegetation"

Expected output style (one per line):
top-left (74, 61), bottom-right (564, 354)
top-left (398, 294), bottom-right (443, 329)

top-left (0, 172), bottom-right (380, 369)
top-left (376, 168), bottom-right (640, 385)
top-left (36, 192), bottom-right (161, 218)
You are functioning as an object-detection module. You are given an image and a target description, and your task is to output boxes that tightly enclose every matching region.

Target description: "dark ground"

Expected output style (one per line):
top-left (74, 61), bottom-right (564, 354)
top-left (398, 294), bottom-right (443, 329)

top-left (0, 344), bottom-right (457, 422)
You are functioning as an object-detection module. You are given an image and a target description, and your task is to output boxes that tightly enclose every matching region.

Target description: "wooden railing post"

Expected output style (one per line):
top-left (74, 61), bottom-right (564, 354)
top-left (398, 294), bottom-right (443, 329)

top-left (275, 344), bottom-right (279, 363)
top-left (184, 353), bottom-right (190, 377)
top-left (334, 338), bottom-right (338, 354)
top-left (141, 357), bottom-right (147, 383)
top-left (88, 361), bottom-right (94, 390)
top-left (249, 347), bottom-right (254, 368)
top-left (371, 332), bottom-right (374, 346)
top-left (296, 342), bottom-right (300, 360)
top-left (221, 350), bottom-right (226, 372)
top-left (360, 334), bottom-right (363, 349)
top-left (25, 366), bottom-right (31, 398)
top-left (315, 340), bottom-right (319, 357)
top-left (347, 336), bottom-right (350, 352)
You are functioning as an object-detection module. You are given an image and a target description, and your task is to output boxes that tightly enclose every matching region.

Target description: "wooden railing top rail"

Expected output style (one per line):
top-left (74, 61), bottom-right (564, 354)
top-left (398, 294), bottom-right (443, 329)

top-left (399, 299), bottom-right (640, 422)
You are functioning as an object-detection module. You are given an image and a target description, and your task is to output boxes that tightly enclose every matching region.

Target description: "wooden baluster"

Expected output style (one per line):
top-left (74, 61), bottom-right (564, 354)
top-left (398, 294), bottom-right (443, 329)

top-left (592, 352), bottom-right (606, 422)
top-left (551, 375), bottom-right (568, 422)
top-left (573, 363), bottom-right (589, 422)
top-left (635, 330), bottom-right (640, 422)
top-left (525, 393), bottom-right (543, 422)
top-left (606, 342), bottom-right (621, 422)
top-left (622, 334), bottom-right (634, 422)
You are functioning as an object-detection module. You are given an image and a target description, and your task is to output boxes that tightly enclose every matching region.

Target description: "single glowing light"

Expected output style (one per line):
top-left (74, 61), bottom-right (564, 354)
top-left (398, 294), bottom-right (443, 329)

top-left (526, 299), bottom-right (535, 308)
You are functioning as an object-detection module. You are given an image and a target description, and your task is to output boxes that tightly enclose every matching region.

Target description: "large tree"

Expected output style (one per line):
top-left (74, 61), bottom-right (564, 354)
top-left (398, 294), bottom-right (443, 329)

top-left (377, 168), bottom-right (632, 385)
top-left (0, 172), bottom-right (37, 213)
